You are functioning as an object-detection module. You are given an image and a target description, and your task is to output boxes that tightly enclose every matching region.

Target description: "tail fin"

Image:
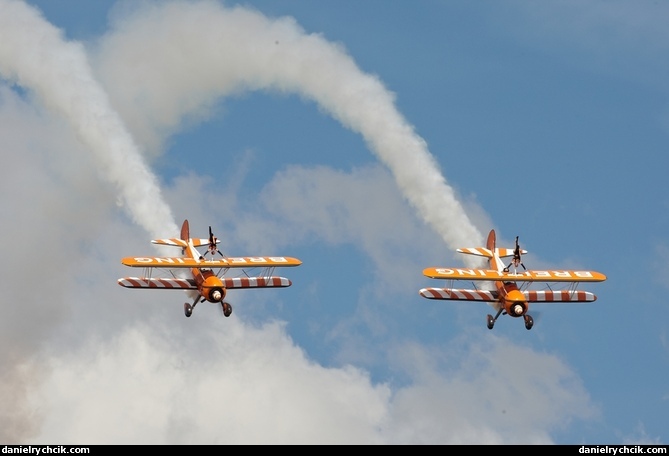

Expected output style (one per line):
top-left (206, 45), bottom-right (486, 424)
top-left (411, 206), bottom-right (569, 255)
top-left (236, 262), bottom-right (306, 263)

top-left (180, 219), bottom-right (190, 255)
top-left (486, 229), bottom-right (497, 270)
top-left (486, 230), bottom-right (523, 271)
top-left (486, 229), bottom-right (496, 252)
top-left (180, 219), bottom-right (190, 242)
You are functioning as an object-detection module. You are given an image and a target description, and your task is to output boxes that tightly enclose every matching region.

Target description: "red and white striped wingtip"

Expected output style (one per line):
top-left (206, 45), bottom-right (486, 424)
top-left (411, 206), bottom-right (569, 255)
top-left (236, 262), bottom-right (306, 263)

top-left (117, 277), bottom-right (195, 289)
top-left (222, 277), bottom-right (292, 288)
top-left (524, 290), bottom-right (597, 302)
top-left (419, 288), bottom-right (496, 301)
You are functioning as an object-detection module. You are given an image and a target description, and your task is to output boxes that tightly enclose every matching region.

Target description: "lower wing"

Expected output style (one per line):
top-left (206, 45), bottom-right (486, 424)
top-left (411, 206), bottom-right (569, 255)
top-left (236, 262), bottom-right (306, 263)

top-left (419, 288), bottom-right (497, 301)
top-left (223, 277), bottom-right (292, 288)
top-left (524, 290), bottom-right (597, 302)
top-left (419, 288), bottom-right (596, 302)
top-left (117, 277), bottom-right (196, 290)
top-left (118, 276), bottom-right (292, 290)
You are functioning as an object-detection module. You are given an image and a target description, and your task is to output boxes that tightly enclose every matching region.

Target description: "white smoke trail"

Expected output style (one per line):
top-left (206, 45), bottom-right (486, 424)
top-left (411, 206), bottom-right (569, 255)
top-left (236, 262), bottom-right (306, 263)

top-left (0, 0), bottom-right (177, 239)
top-left (95, 1), bottom-right (483, 253)
top-left (0, 2), bottom-right (596, 444)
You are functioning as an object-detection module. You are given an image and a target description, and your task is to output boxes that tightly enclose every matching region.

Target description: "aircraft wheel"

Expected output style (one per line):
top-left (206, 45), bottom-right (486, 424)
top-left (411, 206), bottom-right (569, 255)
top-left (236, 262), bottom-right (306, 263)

top-left (486, 314), bottom-right (494, 330)
top-left (184, 302), bottom-right (193, 318)
top-left (222, 302), bottom-right (232, 317)
top-left (524, 314), bottom-right (534, 330)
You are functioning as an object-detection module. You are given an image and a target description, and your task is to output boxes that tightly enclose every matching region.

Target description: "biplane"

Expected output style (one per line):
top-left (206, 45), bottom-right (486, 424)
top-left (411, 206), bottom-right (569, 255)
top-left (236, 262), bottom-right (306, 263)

top-left (118, 219), bottom-right (302, 318)
top-left (419, 229), bottom-right (606, 330)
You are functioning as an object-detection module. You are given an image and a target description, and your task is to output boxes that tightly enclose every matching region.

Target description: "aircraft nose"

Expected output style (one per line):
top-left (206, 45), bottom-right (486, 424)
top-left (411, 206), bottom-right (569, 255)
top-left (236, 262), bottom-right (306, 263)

top-left (211, 290), bottom-right (222, 301)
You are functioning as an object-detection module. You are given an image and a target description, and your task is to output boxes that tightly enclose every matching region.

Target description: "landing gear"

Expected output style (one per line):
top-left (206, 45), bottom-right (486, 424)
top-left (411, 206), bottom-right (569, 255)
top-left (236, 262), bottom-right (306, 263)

top-left (487, 307), bottom-right (504, 330)
top-left (184, 297), bottom-right (199, 318)
top-left (222, 301), bottom-right (232, 317)
top-left (524, 314), bottom-right (534, 330)
top-left (183, 296), bottom-right (232, 318)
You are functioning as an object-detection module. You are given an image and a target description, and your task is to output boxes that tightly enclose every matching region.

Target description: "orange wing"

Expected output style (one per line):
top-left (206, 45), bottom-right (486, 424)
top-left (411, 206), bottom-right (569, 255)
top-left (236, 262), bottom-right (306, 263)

top-left (422, 267), bottom-right (606, 282)
top-left (121, 256), bottom-right (302, 268)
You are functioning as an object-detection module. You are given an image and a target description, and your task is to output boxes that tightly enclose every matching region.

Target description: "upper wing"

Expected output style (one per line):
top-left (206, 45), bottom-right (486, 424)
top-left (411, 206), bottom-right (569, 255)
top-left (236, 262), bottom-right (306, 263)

top-left (118, 276), bottom-right (293, 289)
top-left (121, 256), bottom-right (302, 268)
top-left (423, 267), bottom-right (606, 282)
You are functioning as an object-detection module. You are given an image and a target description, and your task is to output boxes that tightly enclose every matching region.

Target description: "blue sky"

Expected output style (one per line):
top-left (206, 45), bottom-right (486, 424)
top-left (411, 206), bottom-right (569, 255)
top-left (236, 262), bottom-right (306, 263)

top-left (0, 0), bottom-right (667, 444)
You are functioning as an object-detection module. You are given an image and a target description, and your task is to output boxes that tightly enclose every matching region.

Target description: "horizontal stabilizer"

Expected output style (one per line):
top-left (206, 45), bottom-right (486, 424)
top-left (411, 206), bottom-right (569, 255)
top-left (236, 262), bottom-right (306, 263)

top-left (456, 247), bottom-right (493, 258)
top-left (420, 288), bottom-right (497, 301)
top-left (496, 248), bottom-right (528, 258)
top-left (151, 238), bottom-right (212, 247)
top-left (423, 267), bottom-right (606, 282)
top-left (456, 247), bottom-right (527, 258)
top-left (121, 256), bottom-right (302, 268)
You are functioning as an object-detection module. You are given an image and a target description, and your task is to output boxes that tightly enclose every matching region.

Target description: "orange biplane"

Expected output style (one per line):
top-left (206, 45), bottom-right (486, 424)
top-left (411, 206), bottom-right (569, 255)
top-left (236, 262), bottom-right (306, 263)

top-left (118, 219), bottom-right (302, 318)
top-left (419, 229), bottom-right (606, 330)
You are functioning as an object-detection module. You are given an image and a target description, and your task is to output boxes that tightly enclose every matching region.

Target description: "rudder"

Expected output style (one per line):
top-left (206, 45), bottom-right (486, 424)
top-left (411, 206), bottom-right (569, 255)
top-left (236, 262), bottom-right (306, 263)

top-left (486, 229), bottom-right (497, 270)
top-left (180, 219), bottom-right (190, 241)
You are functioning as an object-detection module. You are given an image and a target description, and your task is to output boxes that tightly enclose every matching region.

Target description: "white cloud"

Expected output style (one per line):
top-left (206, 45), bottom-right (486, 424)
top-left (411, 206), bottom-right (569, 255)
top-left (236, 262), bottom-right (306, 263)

top-left (0, 0), bottom-right (604, 444)
top-left (30, 318), bottom-right (596, 444)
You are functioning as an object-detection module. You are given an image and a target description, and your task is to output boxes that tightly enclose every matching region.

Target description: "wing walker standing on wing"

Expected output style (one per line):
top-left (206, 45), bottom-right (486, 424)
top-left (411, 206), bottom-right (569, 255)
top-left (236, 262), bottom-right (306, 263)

top-left (504, 236), bottom-right (526, 273)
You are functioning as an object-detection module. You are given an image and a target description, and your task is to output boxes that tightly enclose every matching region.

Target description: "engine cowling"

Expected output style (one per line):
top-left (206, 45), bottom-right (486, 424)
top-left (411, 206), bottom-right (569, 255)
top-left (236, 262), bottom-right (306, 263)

top-left (199, 273), bottom-right (226, 303)
top-left (503, 288), bottom-right (527, 318)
